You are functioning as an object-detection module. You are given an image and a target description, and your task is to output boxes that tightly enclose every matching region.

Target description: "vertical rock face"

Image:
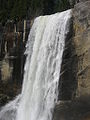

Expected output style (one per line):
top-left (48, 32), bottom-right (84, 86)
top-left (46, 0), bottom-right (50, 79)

top-left (54, 1), bottom-right (90, 120)
top-left (73, 0), bottom-right (90, 97)
top-left (58, 17), bottom-right (78, 100)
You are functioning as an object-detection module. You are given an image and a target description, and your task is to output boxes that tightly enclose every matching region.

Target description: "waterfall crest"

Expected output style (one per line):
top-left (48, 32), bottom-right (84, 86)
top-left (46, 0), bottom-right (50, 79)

top-left (0, 9), bottom-right (72, 120)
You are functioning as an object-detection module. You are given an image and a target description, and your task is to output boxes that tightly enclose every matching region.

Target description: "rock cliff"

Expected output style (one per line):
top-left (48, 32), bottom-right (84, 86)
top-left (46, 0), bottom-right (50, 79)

top-left (54, 0), bottom-right (90, 120)
top-left (73, 0), bottom-right (90, 97)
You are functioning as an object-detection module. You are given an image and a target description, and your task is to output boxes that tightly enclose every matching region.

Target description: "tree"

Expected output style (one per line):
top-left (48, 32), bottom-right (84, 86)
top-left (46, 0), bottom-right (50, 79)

top-left (43, 0), bottom-right (55, 14)
top-left (0, 0), bottom-right (71, 24)
top-left (54, 0), bottom-right (70, 12)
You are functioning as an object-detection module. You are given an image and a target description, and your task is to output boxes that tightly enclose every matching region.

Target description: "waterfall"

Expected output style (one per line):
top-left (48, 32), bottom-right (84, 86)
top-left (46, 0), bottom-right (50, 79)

top-left (0, 9), bottom-right (71, 120)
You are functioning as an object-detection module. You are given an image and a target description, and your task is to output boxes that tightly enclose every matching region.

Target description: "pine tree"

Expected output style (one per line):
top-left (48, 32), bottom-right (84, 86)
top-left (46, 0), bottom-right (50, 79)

top-left (0, 0), bottom-right (71, 24)
top-left (43, 0), bottom-right (54, 14)
top-left (54, 0), bottom-right (70, 12)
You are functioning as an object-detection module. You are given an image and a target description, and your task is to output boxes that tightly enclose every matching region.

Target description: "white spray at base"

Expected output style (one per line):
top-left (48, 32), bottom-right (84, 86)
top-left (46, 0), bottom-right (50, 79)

top-left (0, 9), bottom-right (72, 120)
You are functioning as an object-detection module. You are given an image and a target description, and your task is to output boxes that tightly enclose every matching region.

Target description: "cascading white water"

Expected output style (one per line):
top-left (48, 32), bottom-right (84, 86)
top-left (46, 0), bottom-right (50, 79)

top-left (0, 9), bottom-right (71, 120)
top-left (16, 9), bottom-right (72, 120)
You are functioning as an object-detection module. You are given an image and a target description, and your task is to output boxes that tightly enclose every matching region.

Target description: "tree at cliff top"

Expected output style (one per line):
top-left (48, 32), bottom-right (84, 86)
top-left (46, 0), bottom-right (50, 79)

top-left (0, 0), bottom-right (71, 24)
top-left (10, 0), bottom-right (27, 20)
top-left (54, 0), bottom-right (70, 12)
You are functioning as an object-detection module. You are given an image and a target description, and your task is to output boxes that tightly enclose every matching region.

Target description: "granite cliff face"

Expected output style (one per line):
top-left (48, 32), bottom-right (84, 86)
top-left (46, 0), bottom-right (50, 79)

top-left (54, 0), bottom-right (90, 120)
top-left (73, 0), bottom-right (90, 97)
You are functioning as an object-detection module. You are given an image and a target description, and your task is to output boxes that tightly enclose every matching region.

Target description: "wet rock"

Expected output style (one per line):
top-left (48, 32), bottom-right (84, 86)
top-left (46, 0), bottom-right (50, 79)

top-left (0, 82), bottom-right (21, 107)
top-left (59, 14), bottom-right (78, 100)
top-left (0, 94), bottom-right (10, 107)
top-left (53, 96), bottom-right (90, 120)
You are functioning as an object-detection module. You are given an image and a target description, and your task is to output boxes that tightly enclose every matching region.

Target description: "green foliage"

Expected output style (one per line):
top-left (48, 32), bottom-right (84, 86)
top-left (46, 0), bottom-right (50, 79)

top-left (43, 0), bottom-right (55, 14)
top-left (0, 0), bottom-right (71, 24)
top-left (54, 0), bottom-right (70, 12)
top-left (11, 0), bottom-right (27, 20)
